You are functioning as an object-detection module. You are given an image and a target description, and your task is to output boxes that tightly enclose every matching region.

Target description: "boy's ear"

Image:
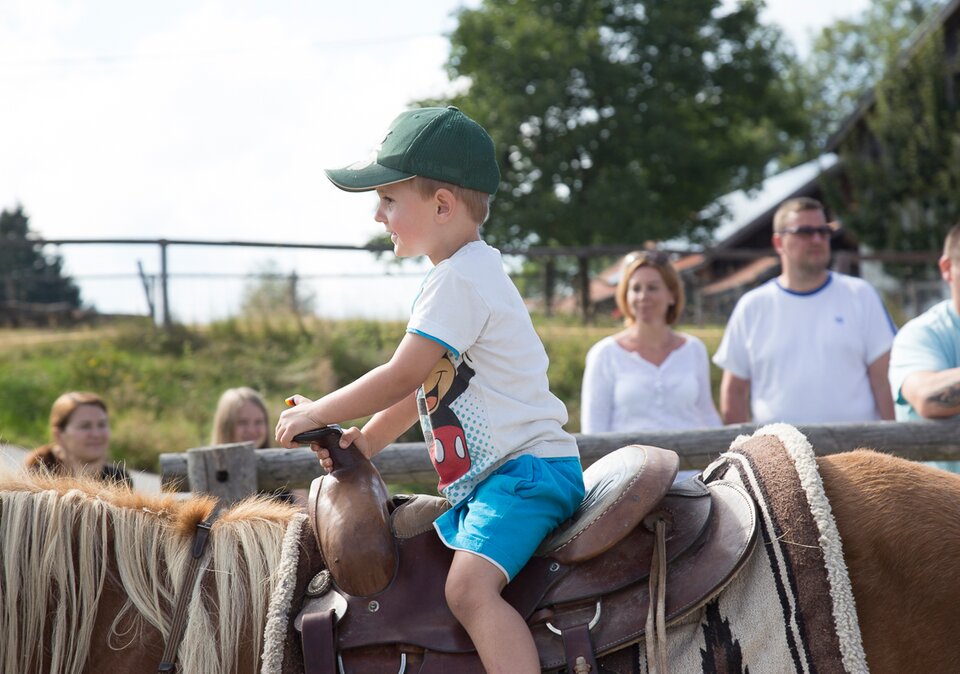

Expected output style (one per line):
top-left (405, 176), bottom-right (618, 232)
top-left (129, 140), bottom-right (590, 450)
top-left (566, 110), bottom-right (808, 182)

top-left (434, 188), bottom-right (455, 219)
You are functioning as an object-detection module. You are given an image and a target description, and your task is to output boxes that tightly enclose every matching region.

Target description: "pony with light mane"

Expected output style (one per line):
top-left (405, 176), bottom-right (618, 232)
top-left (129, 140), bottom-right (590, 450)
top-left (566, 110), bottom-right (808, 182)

top-left (2, 448), bottom-right (960, 673)
top-left (0, 470), bottom-right (299, 674)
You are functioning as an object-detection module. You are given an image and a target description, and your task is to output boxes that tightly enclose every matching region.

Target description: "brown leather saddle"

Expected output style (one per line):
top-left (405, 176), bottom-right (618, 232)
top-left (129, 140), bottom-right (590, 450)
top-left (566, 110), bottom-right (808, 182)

top-left (293, 427), bottom-right (757, 673)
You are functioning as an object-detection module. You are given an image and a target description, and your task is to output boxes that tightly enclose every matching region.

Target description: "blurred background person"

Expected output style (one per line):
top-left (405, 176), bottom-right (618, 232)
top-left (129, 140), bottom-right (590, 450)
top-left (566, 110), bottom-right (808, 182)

top-left (211, 386), bottom-right (271, 448)
top-left (24, 391), bottom-right (132, 486)
top-left (889, 222), bottom-right (960, 472)
top-left (211, 386), bottom-right (302, 503)
top-left (581, 250), bottom-right (721, 435)
top-left (714, 197), bottom-right (895, 424)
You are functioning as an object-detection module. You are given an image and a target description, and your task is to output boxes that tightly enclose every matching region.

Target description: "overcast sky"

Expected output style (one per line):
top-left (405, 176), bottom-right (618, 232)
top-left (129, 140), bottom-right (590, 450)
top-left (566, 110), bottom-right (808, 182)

top-left (0, 0), bottom-right (872, 322)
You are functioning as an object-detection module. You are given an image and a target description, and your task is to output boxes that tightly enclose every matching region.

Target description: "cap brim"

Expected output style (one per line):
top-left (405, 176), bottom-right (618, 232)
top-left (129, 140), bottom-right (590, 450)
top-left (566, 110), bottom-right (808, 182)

top-left (324, 163), bottom-right (415, 192)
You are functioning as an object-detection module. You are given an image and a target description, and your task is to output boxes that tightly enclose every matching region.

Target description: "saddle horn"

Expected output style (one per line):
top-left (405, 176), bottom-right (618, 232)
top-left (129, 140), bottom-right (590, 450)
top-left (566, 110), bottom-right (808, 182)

top-left (297, 427), bottom-right (397, 597)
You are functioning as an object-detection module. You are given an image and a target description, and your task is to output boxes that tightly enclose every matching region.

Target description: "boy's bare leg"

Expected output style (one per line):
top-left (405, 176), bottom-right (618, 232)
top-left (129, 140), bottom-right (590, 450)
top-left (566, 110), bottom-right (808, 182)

top-left (445, 550), bottom-right (540, 674)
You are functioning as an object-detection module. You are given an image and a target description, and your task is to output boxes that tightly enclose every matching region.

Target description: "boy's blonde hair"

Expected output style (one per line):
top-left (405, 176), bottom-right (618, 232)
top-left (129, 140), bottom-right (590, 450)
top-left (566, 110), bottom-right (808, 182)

top-left (412, 176), bottom-right (492, 225)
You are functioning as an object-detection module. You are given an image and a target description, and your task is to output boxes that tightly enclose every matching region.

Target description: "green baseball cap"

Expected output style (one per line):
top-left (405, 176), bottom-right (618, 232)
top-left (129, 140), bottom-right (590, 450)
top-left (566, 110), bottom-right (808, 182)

top-left (325, 106), bottom-right (500, 195)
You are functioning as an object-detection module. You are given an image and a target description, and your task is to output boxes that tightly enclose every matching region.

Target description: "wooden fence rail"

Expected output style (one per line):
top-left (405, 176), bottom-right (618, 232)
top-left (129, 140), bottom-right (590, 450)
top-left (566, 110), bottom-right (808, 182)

top-left (159, 419), bottom-right (960, 500)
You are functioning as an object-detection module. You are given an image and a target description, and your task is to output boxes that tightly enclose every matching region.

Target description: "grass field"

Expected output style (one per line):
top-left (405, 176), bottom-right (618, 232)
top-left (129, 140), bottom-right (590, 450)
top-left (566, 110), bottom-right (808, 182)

top-left (0, 317), bottom-right (725, 473)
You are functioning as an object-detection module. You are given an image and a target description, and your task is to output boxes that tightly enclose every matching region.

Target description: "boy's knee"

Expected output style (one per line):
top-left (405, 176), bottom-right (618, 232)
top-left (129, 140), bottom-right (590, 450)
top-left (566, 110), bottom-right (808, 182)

top-left (445, 570), bottom-right (492, 618)
top-left (444, 573), bottom-right (472, 617)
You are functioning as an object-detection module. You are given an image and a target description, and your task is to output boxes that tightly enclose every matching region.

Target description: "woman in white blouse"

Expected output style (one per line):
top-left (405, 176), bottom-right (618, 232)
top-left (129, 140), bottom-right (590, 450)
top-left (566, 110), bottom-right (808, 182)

top-left (581, 250), bottom-right (721, 433)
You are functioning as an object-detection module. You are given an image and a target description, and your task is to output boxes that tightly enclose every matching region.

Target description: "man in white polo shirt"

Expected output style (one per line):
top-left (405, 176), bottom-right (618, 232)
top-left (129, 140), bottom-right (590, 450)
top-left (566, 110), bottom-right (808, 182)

top-left (714, 197), bottom-right (896, 425)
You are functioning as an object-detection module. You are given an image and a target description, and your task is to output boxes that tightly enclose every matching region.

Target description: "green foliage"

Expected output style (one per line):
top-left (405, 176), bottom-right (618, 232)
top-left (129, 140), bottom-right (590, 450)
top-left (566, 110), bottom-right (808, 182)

top-left (795, 0), bottom-right (942, 153)
top-left (827, 27), bottom-right (960, 255)
top-left (0, 205), bottom-right (81, 307)
top-left (0, 319), bottom-right (405, 470)
top-left (240, 260), bottom-right (316, 320)
top-left (0, 358), bottom-right (68, 446)
top-left (436, 0), bottom-right (808, 249)
top-left (0, 319), bottom-right (726, 472)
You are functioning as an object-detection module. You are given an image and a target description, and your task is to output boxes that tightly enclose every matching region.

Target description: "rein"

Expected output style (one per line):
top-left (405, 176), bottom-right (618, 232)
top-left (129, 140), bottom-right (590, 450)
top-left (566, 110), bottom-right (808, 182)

top-left (158, 504), bottom-right (221, 673)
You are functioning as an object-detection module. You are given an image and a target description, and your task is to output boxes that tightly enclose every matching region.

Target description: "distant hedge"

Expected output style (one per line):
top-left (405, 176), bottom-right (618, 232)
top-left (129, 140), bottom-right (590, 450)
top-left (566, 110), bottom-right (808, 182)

top-left (0, 318), bottom-right (724, 472)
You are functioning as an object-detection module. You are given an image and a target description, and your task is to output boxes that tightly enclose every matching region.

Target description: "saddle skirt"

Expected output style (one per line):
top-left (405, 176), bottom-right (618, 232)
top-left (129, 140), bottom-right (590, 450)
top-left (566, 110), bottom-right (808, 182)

top-left (297, 442), bottom-right (757, 673)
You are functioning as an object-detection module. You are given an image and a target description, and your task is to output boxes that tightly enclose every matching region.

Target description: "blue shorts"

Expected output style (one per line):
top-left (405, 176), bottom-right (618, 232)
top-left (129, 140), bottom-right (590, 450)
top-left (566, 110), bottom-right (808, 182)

top-left (433, 455), bottom-right (584, 582)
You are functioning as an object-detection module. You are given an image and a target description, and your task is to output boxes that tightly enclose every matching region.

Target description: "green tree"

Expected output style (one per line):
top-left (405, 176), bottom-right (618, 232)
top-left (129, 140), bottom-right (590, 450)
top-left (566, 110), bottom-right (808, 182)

top-left (797, 0), bottom-right (943, 153)
top-left (435, 0), bottom-right (808, 249)
top-left (0, 205), bottom-right (81, 307)
top-left (826, 29), bottom-right (960, 255)
top-left (240, 261), bottom-right (316, 320)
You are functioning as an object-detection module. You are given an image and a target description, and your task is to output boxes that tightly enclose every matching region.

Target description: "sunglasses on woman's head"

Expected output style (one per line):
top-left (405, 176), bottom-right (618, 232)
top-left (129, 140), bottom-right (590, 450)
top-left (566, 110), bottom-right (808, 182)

top-left (623, 250), bottom-right (670, 267)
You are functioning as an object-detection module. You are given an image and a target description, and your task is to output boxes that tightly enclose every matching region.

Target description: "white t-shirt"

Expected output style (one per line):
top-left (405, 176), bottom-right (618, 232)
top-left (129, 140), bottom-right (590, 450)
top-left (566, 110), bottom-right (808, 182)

top-left (712, 272), bottom-right (896, 424)
top-left (580, 334), bottom-right (721, 433)
top-left (407, 240), bottom-right (579, 506)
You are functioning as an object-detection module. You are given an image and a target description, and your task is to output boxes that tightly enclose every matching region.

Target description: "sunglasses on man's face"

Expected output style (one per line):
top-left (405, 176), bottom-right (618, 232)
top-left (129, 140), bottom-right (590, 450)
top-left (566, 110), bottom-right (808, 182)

top-left (779, 225), bottom-right (837, 239)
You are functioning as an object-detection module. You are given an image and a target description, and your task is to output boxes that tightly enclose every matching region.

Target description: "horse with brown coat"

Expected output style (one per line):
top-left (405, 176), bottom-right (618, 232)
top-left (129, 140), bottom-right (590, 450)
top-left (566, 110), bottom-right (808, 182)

top-left (1, 448), bottom-right (958, 673)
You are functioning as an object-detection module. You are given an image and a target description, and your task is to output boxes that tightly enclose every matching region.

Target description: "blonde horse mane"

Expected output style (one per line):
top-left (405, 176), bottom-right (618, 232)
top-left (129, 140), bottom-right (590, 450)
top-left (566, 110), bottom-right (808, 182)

top-left (0, 467), bottom-right (299, 674)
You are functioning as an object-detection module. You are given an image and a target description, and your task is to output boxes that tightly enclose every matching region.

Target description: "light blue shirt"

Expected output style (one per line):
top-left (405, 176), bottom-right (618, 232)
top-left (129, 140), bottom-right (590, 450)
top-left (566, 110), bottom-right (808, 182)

top-left (889, 300), bottom-right (960, 420)
top-left (889, 299), bottom-right (960, 472)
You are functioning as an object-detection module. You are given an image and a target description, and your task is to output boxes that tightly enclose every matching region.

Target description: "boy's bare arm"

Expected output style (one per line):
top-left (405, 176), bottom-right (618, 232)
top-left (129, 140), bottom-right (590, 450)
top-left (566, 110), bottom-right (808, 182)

top-left (275, 332), bottom-right (445, 446)
top-left (355, 392), bottom-right (421, 455)
top-left (314, 393), bottom-right (420, 472)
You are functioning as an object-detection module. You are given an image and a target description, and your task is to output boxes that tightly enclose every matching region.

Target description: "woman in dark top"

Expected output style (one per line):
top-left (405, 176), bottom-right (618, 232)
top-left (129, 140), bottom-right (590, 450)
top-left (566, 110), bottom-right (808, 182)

top-left (24, 391), bottom-right (132, 487)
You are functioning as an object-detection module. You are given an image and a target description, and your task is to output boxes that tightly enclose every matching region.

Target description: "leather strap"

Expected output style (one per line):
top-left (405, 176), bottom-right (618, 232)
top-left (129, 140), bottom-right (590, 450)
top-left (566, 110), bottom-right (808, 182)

top-left (645, 518), bottom-right (668, 674)
top-left (302, 609), bottom-right (338, 674)
top-left (158, 506), bottom-right (219, 673)
top-left (560, 622), bottom-right (600, 674)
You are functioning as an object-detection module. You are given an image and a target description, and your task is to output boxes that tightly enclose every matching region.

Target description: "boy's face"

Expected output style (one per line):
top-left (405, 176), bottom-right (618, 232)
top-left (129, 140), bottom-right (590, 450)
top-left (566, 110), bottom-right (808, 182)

top-left (374, 181), bottom-right (437, 259)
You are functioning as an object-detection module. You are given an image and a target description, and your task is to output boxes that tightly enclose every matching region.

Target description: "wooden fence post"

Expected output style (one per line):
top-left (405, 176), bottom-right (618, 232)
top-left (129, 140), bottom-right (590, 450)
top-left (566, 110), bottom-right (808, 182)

top-left (186, 441), bottom-right (258, 504)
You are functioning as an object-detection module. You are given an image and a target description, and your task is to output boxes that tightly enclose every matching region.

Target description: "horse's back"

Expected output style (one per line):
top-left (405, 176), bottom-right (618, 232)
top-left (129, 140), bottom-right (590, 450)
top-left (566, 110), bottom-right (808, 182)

top-left (819, 450), bottom-right (960, 673)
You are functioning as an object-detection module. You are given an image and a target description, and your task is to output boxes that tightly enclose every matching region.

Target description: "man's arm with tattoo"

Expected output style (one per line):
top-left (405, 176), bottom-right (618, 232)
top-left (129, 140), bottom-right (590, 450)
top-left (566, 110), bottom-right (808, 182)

top-left (901, 368), bottom-right (960, 418)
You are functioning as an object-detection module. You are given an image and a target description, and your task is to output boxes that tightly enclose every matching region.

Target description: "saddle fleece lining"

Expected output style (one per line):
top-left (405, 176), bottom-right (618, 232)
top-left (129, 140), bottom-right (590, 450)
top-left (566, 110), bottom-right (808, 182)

top-left (731, 423), bottom-right (866, 673)
top-left (260, 513), bottom-right (307, 674)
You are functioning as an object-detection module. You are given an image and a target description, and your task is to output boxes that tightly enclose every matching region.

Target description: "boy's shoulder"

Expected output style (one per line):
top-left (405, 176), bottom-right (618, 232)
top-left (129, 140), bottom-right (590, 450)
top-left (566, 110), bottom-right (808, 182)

top-left (422, 241), bottom-right (521, 314)
top-left (439, 240), bottom-right (503, 277)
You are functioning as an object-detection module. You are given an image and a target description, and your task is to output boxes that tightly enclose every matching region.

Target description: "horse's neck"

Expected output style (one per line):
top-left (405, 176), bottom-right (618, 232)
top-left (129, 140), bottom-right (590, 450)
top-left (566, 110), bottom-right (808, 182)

top-left (819, 451), bottom-right (960, 672)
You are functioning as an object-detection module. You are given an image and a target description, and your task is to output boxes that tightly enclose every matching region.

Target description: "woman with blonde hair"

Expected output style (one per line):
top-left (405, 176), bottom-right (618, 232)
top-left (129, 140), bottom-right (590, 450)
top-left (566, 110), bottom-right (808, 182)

top-left (581, 250), bottom-right (721, 433)
top-left (211, 386), bottom-right (271, 448)
top-left (210, 386), bottom-right (302, 503)
top-left (25, 391), bottom-right (132, 486)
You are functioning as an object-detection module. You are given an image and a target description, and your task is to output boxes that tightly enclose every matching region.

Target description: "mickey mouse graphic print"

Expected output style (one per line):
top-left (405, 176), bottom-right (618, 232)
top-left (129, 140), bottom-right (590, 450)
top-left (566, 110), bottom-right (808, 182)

top-left (417, 354), bottom-right (478, 492)
top-left (407, 241), bottom-right (579, 506)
